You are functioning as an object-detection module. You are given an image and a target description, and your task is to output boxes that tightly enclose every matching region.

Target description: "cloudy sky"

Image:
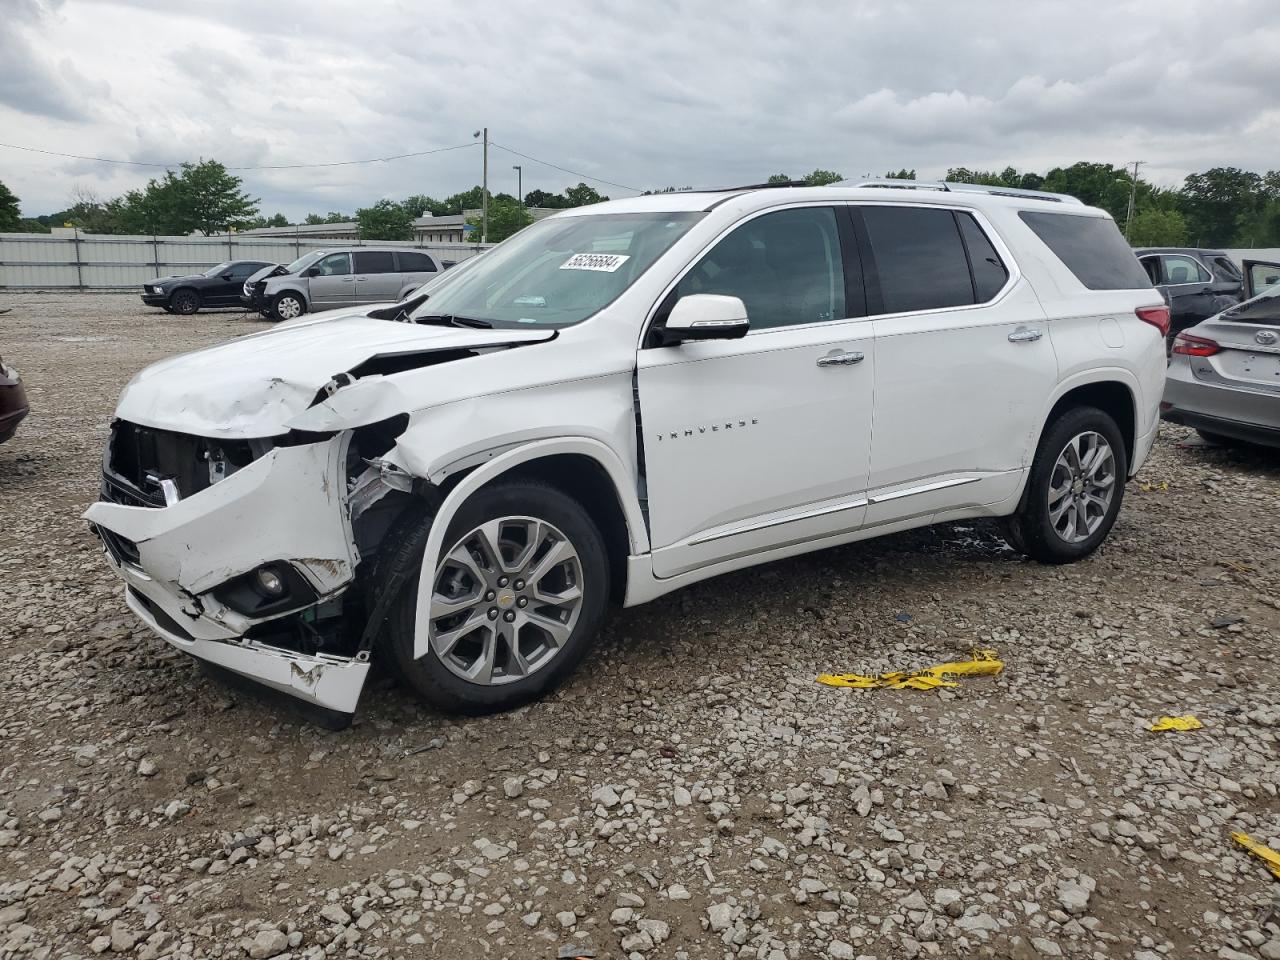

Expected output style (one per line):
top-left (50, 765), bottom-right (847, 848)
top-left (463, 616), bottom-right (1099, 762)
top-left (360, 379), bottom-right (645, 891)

top-left (3, 0), bottom-right (1279, 220)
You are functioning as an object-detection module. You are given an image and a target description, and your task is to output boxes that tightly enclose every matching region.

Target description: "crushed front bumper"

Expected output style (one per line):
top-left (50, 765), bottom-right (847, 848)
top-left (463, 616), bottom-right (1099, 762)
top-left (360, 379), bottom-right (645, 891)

top-left (84, 432), bottom-right (371, 713)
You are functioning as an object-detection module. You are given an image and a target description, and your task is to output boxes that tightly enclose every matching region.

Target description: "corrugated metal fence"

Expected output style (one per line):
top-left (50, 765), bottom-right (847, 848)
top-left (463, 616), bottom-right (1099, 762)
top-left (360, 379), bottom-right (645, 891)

top-left (0, 231), bottom-right (492, 290)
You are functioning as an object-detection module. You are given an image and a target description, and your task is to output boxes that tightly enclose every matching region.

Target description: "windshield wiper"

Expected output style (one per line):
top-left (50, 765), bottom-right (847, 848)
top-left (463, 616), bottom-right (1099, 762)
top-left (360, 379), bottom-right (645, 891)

top-left (414, 314), bottom-right (493, 329)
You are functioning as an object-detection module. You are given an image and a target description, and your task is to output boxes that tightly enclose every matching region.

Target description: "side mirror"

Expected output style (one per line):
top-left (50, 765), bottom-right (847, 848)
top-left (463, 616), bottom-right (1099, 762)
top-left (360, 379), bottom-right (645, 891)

top-left (658, 294), bottom-right (749, 346)
top-left (220, 272), bottom-right (233, 280)
top-left (304, 266), bottom-right (321, 278)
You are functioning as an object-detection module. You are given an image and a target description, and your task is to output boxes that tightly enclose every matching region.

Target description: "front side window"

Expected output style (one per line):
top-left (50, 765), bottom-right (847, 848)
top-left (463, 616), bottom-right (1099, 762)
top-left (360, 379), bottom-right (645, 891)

top-left (285, 251), bottom-right (324, 275)
top-left (229, 261), bottom-right (263, 279)
top-left (861, 206), bottom-right (974, 313)
top-left (1161, 255), bottom-right (1210, 285)
top-left (353, 250), bottom-right (396, 274)
top-left (409, 212), bottom-right (703, 328)
top-left (315, 253), bottom-right (351, 277)
top-left (672, 206), bottom-right (847, 330)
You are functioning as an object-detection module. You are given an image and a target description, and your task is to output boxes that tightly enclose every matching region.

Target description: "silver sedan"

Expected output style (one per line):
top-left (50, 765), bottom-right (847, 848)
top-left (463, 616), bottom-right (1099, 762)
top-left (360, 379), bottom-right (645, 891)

top-left (1162, 283), bottom-right (1280, 448)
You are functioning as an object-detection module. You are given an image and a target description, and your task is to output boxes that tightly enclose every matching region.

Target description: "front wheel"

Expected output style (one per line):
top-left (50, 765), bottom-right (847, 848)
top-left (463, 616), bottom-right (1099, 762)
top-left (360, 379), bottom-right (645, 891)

top-left (270, 292), bottom-right (306, 322)
top-left (384, 482), bottom-right (609, 714)
top-left (1007, 406), bottom-right (1128, 564)
top-left (169, 289), bottom-right (200, 315)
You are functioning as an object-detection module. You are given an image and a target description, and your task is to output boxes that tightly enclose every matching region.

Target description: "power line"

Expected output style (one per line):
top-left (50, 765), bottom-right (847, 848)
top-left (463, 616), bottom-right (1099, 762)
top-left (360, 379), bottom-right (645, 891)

top-left (0, 136), bottom-right (644, 192)
top-left (0, 139), bottom-right (479, 171)
top-left (489, 142), bottom-right (641, 193)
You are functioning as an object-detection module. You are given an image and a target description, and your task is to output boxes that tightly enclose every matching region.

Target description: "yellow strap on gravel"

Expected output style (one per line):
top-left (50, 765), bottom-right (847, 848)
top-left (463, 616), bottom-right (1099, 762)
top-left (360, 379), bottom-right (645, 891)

top-left (1231, 832), bottom-right (1280, 880)
top-left (1149, 715), bottom-right (1203, 732)
top-left (817, 649), bottom-right (1003, 690)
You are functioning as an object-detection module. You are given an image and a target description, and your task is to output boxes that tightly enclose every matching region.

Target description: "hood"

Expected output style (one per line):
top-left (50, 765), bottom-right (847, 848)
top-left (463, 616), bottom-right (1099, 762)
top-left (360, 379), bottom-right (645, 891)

top-left (148, 273), bottom-right (202, 285)
top-left (246, 265), bottom-right (283, 285)
top-left (115, 313), bottom-right (556, 438)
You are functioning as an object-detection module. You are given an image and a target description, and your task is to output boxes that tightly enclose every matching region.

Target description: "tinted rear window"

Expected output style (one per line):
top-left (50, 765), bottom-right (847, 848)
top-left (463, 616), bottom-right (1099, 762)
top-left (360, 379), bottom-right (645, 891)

top-left (861, 206), bottom-right (975, 313)
top-left (1018, 212), bottom-right (1151, 290)
top-left (353, 251), bottom-right (396, 273)
top-left (397, 251), bottom-right (437, 272)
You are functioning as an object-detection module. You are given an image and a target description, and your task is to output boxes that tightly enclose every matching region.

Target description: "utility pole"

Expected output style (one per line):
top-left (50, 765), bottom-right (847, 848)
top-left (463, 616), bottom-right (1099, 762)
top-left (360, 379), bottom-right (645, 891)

top-left (513, 165), bottom-right (522, 206)
top-left (478, 127), bottom-right (489, 243)
top-left (1124, 160), bottom-right (1143, 241)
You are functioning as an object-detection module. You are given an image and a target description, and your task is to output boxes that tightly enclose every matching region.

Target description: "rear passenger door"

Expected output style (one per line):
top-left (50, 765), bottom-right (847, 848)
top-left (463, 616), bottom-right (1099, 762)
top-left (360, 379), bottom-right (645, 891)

top-left (1158, 254), bottom-right (1214, 331)
top-left (352, 250), bottom-right (401, 303)
top-left (853, 204), bottom-right (1057, 525)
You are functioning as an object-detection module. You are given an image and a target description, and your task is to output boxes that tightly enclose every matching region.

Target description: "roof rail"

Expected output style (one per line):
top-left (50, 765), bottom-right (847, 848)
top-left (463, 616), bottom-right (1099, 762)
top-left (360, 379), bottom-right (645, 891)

top-left (847, 179), bottom-right (1084, 205)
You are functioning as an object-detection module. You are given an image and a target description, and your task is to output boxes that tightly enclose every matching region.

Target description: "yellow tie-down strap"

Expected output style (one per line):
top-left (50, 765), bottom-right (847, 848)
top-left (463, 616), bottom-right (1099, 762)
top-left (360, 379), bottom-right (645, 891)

top-left (1149, 715), bottom-right (1203, 732)
top-left (817, 649), bottom-right (1003, 690)
top-left (1231, 832), bottom-right (1280, 881)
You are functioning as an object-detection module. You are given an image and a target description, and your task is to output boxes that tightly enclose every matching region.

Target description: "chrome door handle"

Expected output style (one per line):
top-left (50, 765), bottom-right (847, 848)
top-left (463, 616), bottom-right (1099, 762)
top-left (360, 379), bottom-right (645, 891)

top-left (341, 277), bottom-right (355, 282)
top-left (817, 351), bottom-right (865, 367)
top-left (1008, 327), bottom-right (1043, 343)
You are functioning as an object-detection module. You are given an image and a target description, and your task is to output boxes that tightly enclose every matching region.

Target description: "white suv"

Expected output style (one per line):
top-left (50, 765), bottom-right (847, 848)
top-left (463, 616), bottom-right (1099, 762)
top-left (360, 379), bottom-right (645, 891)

top-left (86, 181), bottom-right (1169, 724)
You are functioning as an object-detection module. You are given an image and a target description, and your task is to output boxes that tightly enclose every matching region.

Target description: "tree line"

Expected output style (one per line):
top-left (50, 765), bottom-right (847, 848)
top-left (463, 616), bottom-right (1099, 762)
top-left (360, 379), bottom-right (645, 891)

top-left (3, 159), bottom-right (1280, 248)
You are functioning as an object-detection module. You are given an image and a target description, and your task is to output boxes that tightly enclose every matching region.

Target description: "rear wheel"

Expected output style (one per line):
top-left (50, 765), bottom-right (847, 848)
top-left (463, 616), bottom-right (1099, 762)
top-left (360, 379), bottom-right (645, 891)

top-left (384, 482), bottom-right (609, 714)
top-left (1007, 406), bottom-right (1128, 564)
top-left (169, 289), bottom-right (200, 315)
top-left (271, 292), bottom-right (305, 322)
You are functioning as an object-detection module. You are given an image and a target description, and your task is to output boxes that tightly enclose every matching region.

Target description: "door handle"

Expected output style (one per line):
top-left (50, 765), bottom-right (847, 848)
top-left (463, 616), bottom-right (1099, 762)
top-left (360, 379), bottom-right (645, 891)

top-left (817, 350), bottom-right (865, 367)
top-left (1008, 327), bottom-right (1043, 343)
top-left (341, 277), bottom-right (355, 282)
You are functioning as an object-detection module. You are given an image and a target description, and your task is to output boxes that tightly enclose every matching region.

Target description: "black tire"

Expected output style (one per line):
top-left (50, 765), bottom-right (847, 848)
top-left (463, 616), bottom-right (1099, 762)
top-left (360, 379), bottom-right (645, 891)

top-left (1007, 406), bottom-right (1128, 564)
top-left (270, 292), bottom-right (306, 322)
top-left (383, 481), bottom-right (609, 714)
top-left (169, 289), bottom-right (200, 315)
top-left (162, 306), bottom-right (175, 314)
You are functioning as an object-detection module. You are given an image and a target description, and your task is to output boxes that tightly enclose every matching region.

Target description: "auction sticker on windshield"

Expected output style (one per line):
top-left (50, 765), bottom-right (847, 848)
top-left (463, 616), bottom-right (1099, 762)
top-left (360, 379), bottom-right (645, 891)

top-left (560, 253), bottom-right (630, 272)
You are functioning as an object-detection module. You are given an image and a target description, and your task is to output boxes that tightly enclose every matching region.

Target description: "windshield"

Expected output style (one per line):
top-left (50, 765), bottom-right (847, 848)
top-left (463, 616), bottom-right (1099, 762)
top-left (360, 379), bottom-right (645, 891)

top-left (203, 261), bottom-right (232, 277)
top-left (409, 212), bottom-right (704, 328)
top-left (1220, 284), bottom-right (1280, 325)
top-left (285, 251), bottom-right (324, 275)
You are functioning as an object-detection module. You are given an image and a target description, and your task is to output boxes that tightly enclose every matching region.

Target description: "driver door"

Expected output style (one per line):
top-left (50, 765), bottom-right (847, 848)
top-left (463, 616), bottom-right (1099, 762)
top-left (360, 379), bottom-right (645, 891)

top-left (308, 252), bottom-right (355, 308)
top-left (637, 205), bottom-right (875, 579)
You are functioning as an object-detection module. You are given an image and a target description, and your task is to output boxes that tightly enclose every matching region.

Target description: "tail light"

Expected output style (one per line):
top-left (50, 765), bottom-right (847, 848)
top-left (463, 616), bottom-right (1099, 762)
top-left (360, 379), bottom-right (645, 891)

top-left (1171, 333), bottom-right (1221, 357)
top-left (1136, 304), bottom-right (1171, 337)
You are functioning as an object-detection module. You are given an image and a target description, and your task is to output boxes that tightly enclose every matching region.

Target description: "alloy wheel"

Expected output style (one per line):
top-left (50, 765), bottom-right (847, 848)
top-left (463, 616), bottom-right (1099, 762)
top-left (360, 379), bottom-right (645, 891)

top-left (429, 516), bottom-right (584, 685)
top-left (1047, 430), bottom-right (1116, 543)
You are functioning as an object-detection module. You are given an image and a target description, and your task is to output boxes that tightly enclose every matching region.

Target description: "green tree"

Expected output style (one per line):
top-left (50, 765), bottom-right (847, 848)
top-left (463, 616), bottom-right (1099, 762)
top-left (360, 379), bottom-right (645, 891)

top-left (1127, 208), bottom-right (1189, 247)
top-left (16, 218), bottom-right (50, 233)
top-left (304, 211), bottom-right (350, 224)
top-left (766, 173), bottom-right (792, 184)
top-left (1039, 162), bottom-right (1134, 221)
top-left (356, 199), bottom-right (414, 241)
top-left (467, 193), bottom-right (533, 243)
top-left (106, 160), bottom-right (259, 235)
top-left (401, 194), bottom-right (448, 218)
top-left (565, 182), bottom-right (609, 206)
top-left (443, 186), bottom-right (485, 214)
top-left (0, 180), bottom-right (20, 231)
top-left (803, 169), bottom-right (843, 186)
top-left (884, 169), bottom-right (916, 180)
top-left (247, 212), bottom-right (288, 229)
top-left (523, 188), bottom-right (569, 208)
top-left (1180, 166), bottom-right (1264, 246)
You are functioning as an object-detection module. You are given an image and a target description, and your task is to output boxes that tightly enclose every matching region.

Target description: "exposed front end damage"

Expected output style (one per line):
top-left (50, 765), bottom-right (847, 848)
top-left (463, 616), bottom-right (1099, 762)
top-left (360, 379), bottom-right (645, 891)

top-left (85, 425), bottom-right (375, 715)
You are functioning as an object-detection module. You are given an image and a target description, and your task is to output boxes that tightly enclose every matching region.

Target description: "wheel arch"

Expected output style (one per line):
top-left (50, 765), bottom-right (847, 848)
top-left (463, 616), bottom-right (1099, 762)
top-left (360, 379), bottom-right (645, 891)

top-left (406, 437), bottom-right (647, 660)
top-left (271, 286), bottom-right (309, 309)
top-left (1038, 371), bottom-right (1139, 471)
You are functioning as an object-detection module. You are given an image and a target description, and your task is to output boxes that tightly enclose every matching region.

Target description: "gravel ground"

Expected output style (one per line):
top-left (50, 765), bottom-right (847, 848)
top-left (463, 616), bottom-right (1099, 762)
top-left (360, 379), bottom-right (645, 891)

top-left (1, 292), bottom-right (1278, 960)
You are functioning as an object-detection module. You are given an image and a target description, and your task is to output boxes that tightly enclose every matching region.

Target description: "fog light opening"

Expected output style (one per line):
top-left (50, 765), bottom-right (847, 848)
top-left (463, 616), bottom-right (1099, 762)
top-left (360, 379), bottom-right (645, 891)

top-left (255, 566), bottom-right (286, 597)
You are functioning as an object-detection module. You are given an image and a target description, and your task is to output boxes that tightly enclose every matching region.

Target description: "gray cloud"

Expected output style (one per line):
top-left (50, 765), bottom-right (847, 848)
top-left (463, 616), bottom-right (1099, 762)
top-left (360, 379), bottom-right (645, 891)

top-left (2, 0), bottom-right (1279, 218)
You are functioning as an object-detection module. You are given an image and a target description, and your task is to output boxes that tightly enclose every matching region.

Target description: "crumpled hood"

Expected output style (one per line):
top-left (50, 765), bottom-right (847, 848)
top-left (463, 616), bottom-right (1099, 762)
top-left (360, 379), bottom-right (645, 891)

top-left (115, 314), bottom-right (555, 438)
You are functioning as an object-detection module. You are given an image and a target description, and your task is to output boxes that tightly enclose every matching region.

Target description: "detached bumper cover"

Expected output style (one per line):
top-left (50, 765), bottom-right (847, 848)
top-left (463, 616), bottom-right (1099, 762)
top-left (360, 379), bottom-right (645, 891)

top-left (84, 435), bottom-right (371, 713)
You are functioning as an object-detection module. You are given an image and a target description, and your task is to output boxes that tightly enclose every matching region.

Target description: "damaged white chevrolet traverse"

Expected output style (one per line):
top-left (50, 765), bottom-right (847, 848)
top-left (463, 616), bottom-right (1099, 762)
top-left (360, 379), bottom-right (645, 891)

top-left (87, 181), bottom-right (1169, 725)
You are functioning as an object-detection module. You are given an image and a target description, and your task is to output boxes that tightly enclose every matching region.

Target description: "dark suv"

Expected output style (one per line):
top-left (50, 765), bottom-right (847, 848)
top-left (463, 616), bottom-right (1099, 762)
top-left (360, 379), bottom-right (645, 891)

top-left (1135, 248), bottom-right (1249, 336)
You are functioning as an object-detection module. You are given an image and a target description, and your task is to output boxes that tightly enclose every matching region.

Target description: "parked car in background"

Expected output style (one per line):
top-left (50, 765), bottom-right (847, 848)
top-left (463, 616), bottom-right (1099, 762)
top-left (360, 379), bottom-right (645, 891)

top-left (1135, 248), bottom-right (1250, 336)
top-left (0, 352), bottom-right (30, 444)
top-left (1163, 282), bottom-right (1280, 448)
top-left (141, 260), bottom-right (275, 315)
top-left (242, 248), bottom-right (443, 321)
top-left (87, 181), bottom-right (1168, 724)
